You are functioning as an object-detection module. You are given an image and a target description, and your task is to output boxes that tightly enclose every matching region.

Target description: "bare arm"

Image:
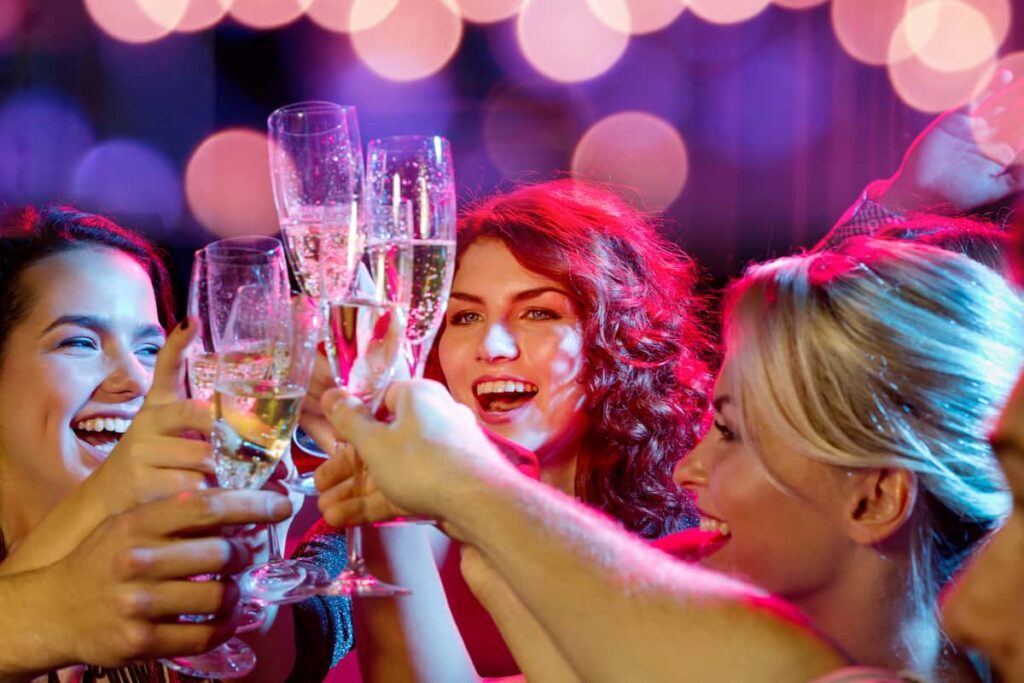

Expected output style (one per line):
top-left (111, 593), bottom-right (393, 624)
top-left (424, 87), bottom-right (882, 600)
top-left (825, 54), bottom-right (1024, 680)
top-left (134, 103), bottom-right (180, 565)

top-left (317, 382), bottom-right (847, 683)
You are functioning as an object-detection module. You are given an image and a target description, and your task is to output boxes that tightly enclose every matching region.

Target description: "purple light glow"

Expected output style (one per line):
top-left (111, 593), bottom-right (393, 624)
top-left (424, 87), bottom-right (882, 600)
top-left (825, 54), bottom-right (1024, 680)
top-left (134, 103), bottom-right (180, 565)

top-left (0, 91), bottom-right (95, 204)
top-left (70, 139), bottom-right (183, 238)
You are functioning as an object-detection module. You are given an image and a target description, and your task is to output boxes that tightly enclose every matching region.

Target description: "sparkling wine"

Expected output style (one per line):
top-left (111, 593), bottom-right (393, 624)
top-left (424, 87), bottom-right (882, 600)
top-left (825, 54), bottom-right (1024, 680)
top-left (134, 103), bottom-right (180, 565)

top-left (212, 380), bottom-right (304, 490)
top-left (326, 299), bottom-right (408, 407)
top-left (187, 352), bottom-right (217, 401)
top-left (281, 216), bottom-right (363, 300)
top-left (407, 239), bottom-right (455, 343)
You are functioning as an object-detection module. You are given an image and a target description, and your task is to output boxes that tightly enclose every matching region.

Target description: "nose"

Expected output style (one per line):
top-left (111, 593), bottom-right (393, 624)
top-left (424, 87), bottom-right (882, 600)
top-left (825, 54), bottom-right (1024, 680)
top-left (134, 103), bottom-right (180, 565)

top-left (673, 437), bottom-right (712, 489)
top-left (477, 321), bottom-right (519, 363)
top-left (98, 345), bottom-right (151, 401)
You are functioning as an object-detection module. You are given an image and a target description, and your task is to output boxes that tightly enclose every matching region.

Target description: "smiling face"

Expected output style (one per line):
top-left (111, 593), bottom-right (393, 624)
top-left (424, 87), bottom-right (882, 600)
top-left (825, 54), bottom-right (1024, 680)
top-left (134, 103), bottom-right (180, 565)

top-left (673, 360), bottom-right (854, 598)
top-left (438, 238), bottom-right (588, 456)
top-left (942, 370), bottom-right (1024, 681)
top-left (0, 247), bottom-right (164, 537)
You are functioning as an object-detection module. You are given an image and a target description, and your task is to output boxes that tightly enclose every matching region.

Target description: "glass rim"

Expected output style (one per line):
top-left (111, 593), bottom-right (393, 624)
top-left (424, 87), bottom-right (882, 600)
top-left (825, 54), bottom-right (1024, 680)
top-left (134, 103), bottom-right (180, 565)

top-left (268, 101), bottom-right (356, 136)
top-left (204, 236), bottom-right (284, 261)
top-left (367, 134), bottom-right (450, 150)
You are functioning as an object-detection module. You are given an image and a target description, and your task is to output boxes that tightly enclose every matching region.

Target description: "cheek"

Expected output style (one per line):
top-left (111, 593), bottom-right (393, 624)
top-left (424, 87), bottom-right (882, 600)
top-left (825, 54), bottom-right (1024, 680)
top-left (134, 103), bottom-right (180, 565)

top-left (536, 327), bottom-right (585, 387)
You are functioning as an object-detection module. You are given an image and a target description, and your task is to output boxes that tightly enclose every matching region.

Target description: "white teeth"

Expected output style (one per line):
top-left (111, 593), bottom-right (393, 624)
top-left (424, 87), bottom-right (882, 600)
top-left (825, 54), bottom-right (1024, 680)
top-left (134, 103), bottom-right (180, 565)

top-left (74, 417), bottom-right (132, 433)
top-left (699, 516), bottom-right (731, 536)
top-left (474, 381), bottom-right (539, 396)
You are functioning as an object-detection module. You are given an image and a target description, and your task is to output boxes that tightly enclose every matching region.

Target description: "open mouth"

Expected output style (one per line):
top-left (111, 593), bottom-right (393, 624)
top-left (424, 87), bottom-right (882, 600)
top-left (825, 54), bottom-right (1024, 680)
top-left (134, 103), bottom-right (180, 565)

top-left (72, 416), bottom-right (132, 457)
top-left (474, 379), bottom-right (539, 414)
top-left (697, 514), bottom-right (731, 538)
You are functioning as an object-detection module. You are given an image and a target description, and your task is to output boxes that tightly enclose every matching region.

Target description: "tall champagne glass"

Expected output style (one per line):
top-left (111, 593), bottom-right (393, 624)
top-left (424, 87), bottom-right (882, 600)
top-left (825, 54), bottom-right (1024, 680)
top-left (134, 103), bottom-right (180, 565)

top-left (366, 135), bottom-right (456, 378)
top-left (319, 195), bottom-right (413, 598)
top-left (268, 100), bottom-right (365, 467)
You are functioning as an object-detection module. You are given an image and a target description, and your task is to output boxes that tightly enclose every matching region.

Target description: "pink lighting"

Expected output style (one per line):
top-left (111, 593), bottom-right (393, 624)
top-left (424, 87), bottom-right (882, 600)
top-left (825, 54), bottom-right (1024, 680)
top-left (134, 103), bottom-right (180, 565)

top-left (687, 0), bottom-right (771, 25)
top-left (888, 48), bottom-right (993, 113)
top-left (305, 0), bottom-right (398, 33)
top-left (228, 0), bottom-right (312, 30)
top-left (176, 0), bottom-right (233, 32)
top-left (772, 0), bottom-right (828, 8)
top-left (454, 0), bottom-right (525, 23)
top-left (184, 129), bottom-right (279, 238)
top-left (971, 52), bottom-right (1024, 166)
top-left (516, 0), bottom-right (628, 83)
top-left (831, 0), bottom-right (912, 66)
top-left (351, 0), bottom-right (463, 82)
top-left (585, 0), bottom-right (687, 35)
top-left (901, 0), bottom-right (998, 73)
top-left (84, 0), bottom-right (187, 44)
top-left (572, 112), bottom-right (689, 211)
top-left (0, 0), bottom-right (26, 45)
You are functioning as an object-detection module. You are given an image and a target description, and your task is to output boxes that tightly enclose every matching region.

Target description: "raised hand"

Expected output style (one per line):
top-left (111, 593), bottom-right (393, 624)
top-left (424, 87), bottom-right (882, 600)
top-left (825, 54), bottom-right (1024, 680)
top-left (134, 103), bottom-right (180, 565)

top-left (315, 380), bottom-right (513, 528)
top-left (878, 70), bottom-right (1024, 214)
top-left (44, 489), bottom-right (292, 668)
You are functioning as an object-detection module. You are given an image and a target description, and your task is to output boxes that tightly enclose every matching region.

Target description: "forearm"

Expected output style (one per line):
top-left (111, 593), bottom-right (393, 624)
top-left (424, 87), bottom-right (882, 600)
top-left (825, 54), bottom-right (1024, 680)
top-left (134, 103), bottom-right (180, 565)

top-left (443, 468), bottom-right (844, 682)
top-left (0, 566), bottom-right (73, 680)
top-left (356, 525), bottom-right (480, 683)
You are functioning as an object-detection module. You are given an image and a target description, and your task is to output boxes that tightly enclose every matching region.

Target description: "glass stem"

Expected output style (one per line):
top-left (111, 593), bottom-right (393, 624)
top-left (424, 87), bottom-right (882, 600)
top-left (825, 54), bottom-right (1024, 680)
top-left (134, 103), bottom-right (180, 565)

top-left (347, 452), bottom-right (367, 575)
top-left (267, 520), bottom-right (283, 563)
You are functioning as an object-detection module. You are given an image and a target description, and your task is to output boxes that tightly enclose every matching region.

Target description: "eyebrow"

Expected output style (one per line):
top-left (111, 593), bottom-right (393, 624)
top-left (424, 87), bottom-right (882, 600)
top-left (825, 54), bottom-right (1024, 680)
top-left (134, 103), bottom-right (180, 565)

top-left (713, 396), bottom-right (731, 413)
top-left (40, 314), bottom-right (165, 341)
top-left (449, 287), bottom-right (573, 305)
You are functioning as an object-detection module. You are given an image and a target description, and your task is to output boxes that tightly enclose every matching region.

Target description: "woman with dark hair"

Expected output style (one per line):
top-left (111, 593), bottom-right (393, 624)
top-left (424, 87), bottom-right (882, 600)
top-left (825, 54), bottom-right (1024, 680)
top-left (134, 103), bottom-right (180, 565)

top-left (0, 205), bottom-right (307, 680)
top-left (302, 178), bottom-right (713, 680)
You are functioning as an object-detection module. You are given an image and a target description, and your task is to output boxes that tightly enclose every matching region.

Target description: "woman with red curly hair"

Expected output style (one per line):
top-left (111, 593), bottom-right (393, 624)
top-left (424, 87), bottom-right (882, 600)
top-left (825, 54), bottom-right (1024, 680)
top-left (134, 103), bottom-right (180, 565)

top-left (341, 178), bottom-right (713, 680)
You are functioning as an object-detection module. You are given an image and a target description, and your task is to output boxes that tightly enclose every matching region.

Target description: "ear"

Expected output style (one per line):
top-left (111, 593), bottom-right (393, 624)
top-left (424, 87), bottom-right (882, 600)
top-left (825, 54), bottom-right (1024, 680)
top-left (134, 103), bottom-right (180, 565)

top-left (843, 468), bottom-right (918, 546)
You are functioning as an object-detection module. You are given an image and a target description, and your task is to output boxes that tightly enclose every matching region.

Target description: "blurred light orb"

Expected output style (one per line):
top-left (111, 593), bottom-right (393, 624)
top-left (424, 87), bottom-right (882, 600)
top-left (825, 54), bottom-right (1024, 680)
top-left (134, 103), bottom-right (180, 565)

top-left (229, 0), bottom-right (312, 29)
top-left (0, 0), bottom-right (26, 45)
top-left (831, 0), bottom-right (911, 66)
top-left (351, 0), bottom-right (463, 82)
top-left (586, 0), bottom-right (684, 35)
top-left (0, 91), bottom-right (95, 203)
top-left (71, 140), bottom-right (183, 236)
top-left (687, 0), bottom-right (771, 24)
top-left (956, 0), bottom-right (1011, 47)
top-left (454, 0), bottom-right (525, 23)
top-left (517, 0), bottom-right (629, 83)
top-left (84, 0), bottom-right (187, 43)
top-left (483, 83), bottom-right (588, 178)
top-left (888, 46), bottom-right (993, 112)
top-left (305, 0), bottom-right (398, 33)
top-left (176, 0), bottom-right (234, 31)
top-left (772, 0), bottom-right (828, 8)
top-left (571, 111), bottom-right (688, 211)
top-left (901, 0), bottom-right (998, 73)
top-left (185, 128), bottom-right (279, 238)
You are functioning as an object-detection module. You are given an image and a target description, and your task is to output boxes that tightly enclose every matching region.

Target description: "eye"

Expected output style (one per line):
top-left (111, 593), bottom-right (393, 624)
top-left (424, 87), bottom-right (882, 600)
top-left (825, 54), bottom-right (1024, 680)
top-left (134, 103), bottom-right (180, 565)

top-left (58, 337), bottom-right (99, 352)
top-left (713, 420), bottom-right (736, 443)
top-left (449, 310), bottom-right (482, 325)
top-left (523, 308), bottom-right (558, 321)
top-left (136, 343), bottom-right (163, 360)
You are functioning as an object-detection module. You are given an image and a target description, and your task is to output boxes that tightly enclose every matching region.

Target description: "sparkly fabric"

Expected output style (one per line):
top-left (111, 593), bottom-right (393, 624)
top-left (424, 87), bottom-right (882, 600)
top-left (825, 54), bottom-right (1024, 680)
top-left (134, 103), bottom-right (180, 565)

top-left (812, 189), bottom-right (905, 252)
top-left (286, 519), bottom-right (354, 682)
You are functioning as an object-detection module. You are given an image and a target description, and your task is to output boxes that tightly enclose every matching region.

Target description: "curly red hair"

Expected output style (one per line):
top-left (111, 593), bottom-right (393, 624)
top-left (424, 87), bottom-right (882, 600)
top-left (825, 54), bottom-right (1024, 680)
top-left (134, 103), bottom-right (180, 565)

top-left (440, 179), bottom-right (712, 537)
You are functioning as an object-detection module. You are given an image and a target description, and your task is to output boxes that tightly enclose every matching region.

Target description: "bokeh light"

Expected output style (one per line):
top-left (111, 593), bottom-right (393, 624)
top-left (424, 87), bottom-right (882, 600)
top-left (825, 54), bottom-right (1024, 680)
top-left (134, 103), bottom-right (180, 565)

top-left (888, 44), bottom-right (993, 112)
top-left (0, 91), bottom-right (95, 203)
top-left (483, 83), bottom-right (588, 178)
top-left (516, 0), bottom-right (629, 83)
top-left (176, 0), bottom-right (233, 32)
top-left (228, 0), bottom-right (312, 30)
top-left (84, 0), bottom-right (187, 43)
top-left (454, 0), bottom-right (525, 23)
top-left (0, 0), bottom-right (26, 45)
top-left (772, 0), bottom-right (828, 8)
top-left (572, 112), bottom-right (688, 211)
top-left (959, 0), bottom-right (1012, 48)
top-left (831, 0), bottom-right (911, 66)
top-left (901, 0), bottom-right (997, 72)
top-left (351, 0), bottom-right (463, 82)
top-left (305, 0), bottom-right (398, 33)
top-left (185, 129), bottom-right (279, 238)
top-left (70, 140), bottom-right (183, 236)
top-left (586, 0), bottom-right (687, 35)
top-left (687, 0), bottom-right (771, 25)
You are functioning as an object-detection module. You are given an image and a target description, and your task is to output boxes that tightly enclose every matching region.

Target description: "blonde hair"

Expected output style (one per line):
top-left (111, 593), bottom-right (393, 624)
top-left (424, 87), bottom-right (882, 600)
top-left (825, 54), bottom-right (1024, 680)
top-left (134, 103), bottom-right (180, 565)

top-left (722, 237), bottom-right (1023, 604)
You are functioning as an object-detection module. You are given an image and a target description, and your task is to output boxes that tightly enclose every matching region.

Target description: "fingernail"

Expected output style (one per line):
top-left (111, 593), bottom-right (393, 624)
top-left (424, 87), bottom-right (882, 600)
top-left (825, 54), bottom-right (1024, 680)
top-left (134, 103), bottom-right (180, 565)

top-left (179, 317), bottom-right (190, 331)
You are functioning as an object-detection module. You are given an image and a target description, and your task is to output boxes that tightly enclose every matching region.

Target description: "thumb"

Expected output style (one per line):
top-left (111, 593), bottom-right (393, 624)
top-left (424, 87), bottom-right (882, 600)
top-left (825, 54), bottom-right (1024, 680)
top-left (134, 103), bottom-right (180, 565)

top-left (321, 388), bottom-right (384, 457)
top-left (147, 318), bottom-right (198, 404)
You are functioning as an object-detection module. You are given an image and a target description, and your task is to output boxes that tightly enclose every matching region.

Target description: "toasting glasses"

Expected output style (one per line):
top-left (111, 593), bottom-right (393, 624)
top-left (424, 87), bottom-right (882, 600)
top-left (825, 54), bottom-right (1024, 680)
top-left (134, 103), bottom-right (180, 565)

top-left (365, 135), bottom-right (456, 379)
top-left (268, 100), bottom-right (364, 471)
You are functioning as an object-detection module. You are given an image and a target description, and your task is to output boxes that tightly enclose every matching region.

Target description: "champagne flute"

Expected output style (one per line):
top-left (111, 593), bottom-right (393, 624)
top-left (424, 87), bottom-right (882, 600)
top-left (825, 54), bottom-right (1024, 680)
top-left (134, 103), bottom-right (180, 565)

top-left (365, 135), bottom-right (456, 379)
top-left (268, 100), bottom-right (365, 466)
top-left (318, 195), bottom-right (414, 598)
